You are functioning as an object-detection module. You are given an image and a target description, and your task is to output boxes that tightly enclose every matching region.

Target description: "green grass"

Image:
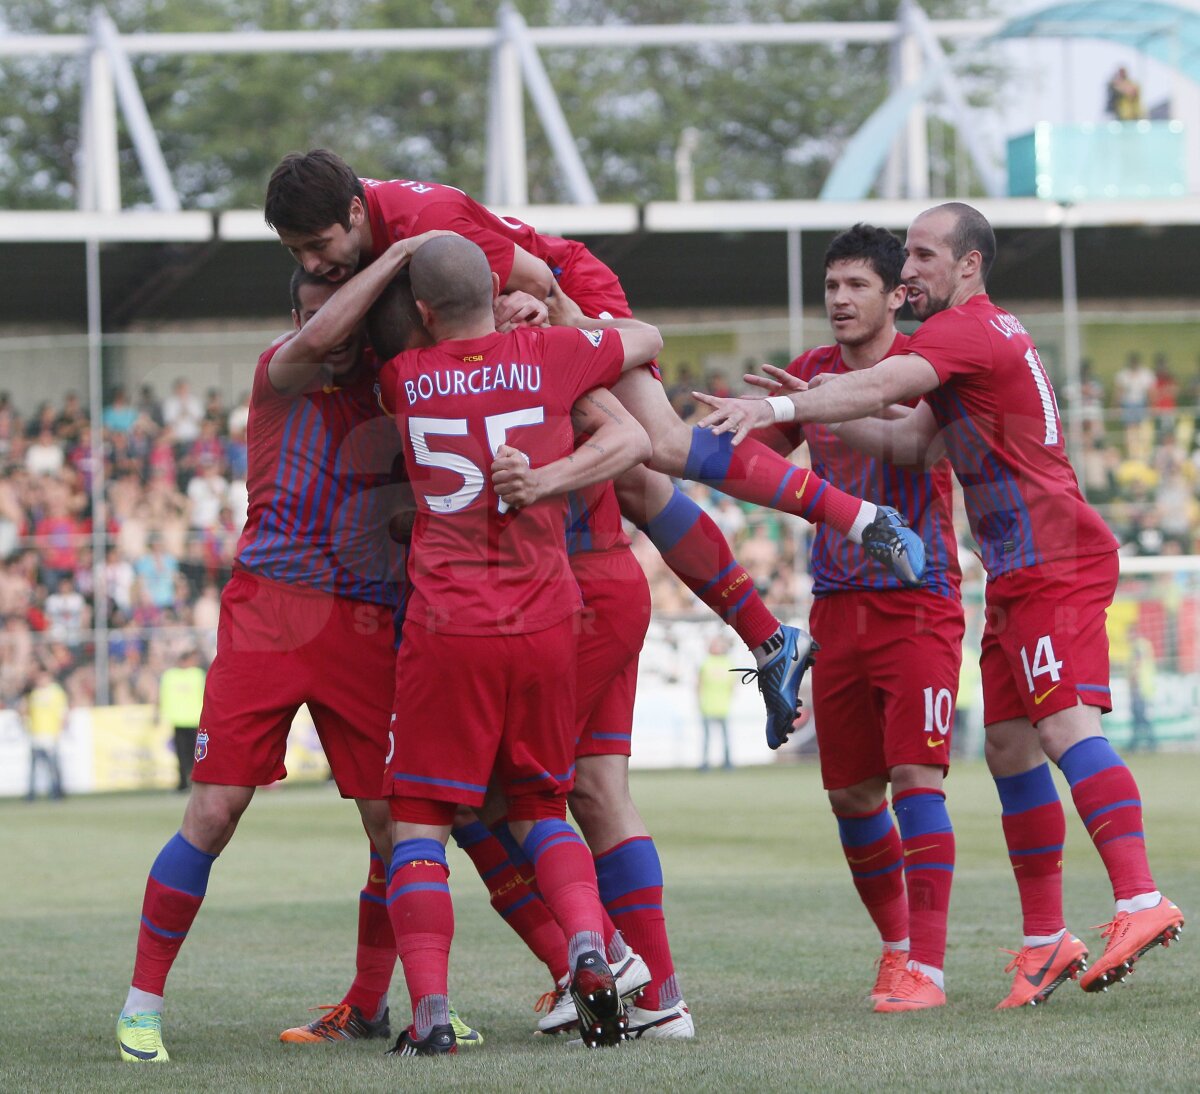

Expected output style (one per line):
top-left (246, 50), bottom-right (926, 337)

top-left (2, 757), bottom-right (1198, 1092)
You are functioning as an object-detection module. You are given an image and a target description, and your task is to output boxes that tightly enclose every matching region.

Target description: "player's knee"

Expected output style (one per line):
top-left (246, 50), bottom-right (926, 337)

top-left (181, 784), bottom-right (253, 852)
top-left (828, 782), bottom-right (885, 816)
top-left (506, 792), bottom-right (567, 823)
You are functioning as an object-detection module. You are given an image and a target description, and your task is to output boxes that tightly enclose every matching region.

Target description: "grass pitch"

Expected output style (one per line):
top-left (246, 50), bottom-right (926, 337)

top-left (2, 756), bottom-right (1198, 1093)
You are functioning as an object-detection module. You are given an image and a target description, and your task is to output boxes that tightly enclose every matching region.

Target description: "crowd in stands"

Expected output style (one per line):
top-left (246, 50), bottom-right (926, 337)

top-left (2, 350), bottom-right (1200, 710)
top-left (0, 379), bottom-right (247, 707)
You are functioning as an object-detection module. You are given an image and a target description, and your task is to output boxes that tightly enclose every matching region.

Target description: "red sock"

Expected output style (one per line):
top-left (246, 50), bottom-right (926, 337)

top-left (834, 803), bottom-right (908, 946)
top-left (1059, 738), bottom-right (1155, 900)
top-left (685, 428), bottom-right (864, 536)
top-left (131, 832), bottom-right (216, 995)
top-left (995, 765), bottom-right (1066, 937)
top-left (523, 820), bottom-right (605, 941)
top-left (595, 837), bottom-right (676, 1009)
top-left (452, 821), bottom-right (568, 983)
top-left (893, 790), bottom-right (955, 970)
top-left (342, 848), bottom-right (395, 1018)
top-left (640, 485), bottom-right (779, 649)
top-left (387, 840), bottom-right (453, 1015)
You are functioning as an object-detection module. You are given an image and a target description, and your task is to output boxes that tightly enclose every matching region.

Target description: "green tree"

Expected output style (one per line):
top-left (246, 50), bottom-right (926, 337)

top-left (0, 0), bottom-right (998, 210)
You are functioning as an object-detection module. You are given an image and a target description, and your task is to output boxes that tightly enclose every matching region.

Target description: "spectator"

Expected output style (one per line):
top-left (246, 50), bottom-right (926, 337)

top-left (1151, 353), bottom-right (1178, 440)
top-left (697, 634), bottom-right (736, 771)
top-left (158, 646), bottom-right (207, 792)
top-left (136, 383), bottom-right (163, 427)
top-left (44, 576), bottom-right (87, 644)
top-left (162, 379), bottom-right (203, 448)
top-left (25, 428), bottom-right (65, 476)
top-left (1127, 629), bottom-right (1157, 752)
top-left (103, 387), bottom-right (138, 436)
top-left (134, 534), bottom-right (179, 610)
top-left (1113, 351), bottom-right (1155, 460)
top-left (23, 668), bottom-right (69, 801)
top-left (1106, 66), bottom-right (1144, 121)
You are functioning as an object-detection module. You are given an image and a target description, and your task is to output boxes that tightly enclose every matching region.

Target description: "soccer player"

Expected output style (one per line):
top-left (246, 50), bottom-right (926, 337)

top-left (745, 224), bottom-right (962, 1012)
top-left (115, 234), bottom-right (442, 1064)
top-left (370, 235), bottom-right (661, 1054)
top-left (695, 202), bottom-right (1184, 1007)
top-left (489, 288), bottom-right (695, 1040)
top-left (263, 148), bottom-right (931, 746)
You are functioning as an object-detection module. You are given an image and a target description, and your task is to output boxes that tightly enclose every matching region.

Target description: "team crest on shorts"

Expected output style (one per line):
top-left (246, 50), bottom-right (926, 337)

top-left (194, 731), bottom-right (209, 763)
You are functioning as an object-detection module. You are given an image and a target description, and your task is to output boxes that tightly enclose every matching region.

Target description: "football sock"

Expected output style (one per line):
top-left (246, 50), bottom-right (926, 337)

top-left (909, 960), bottom-right (945, 991)
top-left (122, 987), bottom-right (164, 1018)
top-left (522, 819), bottom-right (605, 942)
top-left (1025, 928), bottom-right (1066, 948)
top-left (386, 838), bottom-right (453, 1024)
top-left (1117, 890), bottom-right (1162, 915)
top-left (834, 802), bottom-right (908, 946)
top-left (1057, 736), bottom-right (1155, 901)
top-left (684, 427), bottom-right (871, 540)
top-left (130, 831), bottom-right (217, 996)
top-left (412, 994), bottom-right (449, 1040)
top-left (994, 763), bottom-right (1067, 937)
top-left (342, 847), bottom-right (395, 1020)
top-left (452, 820), bottom-right (568, 982)
top-left (594, 836), bottom-right (677, 1010)
top-left (639, 484), bottom-right (779, 650)
top-left (893, 789), bottom-right (955, 972)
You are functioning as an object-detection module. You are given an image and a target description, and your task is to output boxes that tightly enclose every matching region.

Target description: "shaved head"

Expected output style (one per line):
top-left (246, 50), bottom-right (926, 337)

top-left (409, 236), bottom-right (494, 327)
top-left (367, 269), bottom-right (429, 361)
top-left (920, 202), bottom-right (996, 281)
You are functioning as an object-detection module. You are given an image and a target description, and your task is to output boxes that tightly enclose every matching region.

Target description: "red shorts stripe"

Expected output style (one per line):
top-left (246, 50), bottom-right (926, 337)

top-left (980, 551), bottom-right (1118, 726)
top-left (386, 616), bottom-right (578, 806)
top-left (810, 589), bottom-right (965, 790)
top-left (194, 571), bottom-right (395, 798)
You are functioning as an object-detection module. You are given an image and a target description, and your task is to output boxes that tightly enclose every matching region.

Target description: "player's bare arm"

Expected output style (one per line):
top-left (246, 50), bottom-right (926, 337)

top-left (747, 364), bottom-right (939, 467)
top-left (490, 387), bottom-right (651, 510)
top-left (504, 243), bottom-right (556, 299)
top-left (544, 282), bottom-right (663, 372)
top-left (694, 353), bottom-right (940, 445)
top-left (268, 231), bottom-right (453, 395)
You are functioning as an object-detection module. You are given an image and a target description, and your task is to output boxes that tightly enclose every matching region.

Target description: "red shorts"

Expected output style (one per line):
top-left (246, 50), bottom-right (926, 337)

top-left (386, 615), bottom-right (578, 807)
top-left (557, 242), bottom-right (662, 382)
top-left (194, 570), bottom-right (396, 798)
top-left (810, 589), bottom-right (965, 790)
top-left (572, 548), bottom-right (651, 758)
top-left (980, 551), bottom-right (1118, 726)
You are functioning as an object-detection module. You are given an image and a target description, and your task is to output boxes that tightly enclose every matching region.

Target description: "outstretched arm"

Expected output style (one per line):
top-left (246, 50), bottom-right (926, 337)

top-left (694, 353), bottom-right (940, 445)
top-left (491, 387), bottom-right (652, 510)
top-left (747, 364), bottom-right (941, 467)
top-left (268, 231), bottom-right (452, 395)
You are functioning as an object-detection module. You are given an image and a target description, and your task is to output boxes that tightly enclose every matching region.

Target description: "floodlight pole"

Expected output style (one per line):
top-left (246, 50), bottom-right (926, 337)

top-left (86, 235), bottom-right (111, 705)
top-left (486, 12), bottom-right (527, 205)
top-left (1059, 224), bottom-right (1085, 484)
top-left (78, 24), bottom-right (120, 212)
top-left (787, 228), bottom-right (803, 356)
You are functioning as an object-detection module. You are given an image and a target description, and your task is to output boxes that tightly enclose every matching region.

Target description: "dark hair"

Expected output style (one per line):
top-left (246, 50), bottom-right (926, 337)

top-left (289, 266), bottom-right (328, 312)
top-left (823, 223), bottom-right (906, 290)
top-left (937, 202), bottom-right (996, 280)
top-left (367, 270), bottom-right (425, 362)
top-left (264, 149), bottom-right (365, 235)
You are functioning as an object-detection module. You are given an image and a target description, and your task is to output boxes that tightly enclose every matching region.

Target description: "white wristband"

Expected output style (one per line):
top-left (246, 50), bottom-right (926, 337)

top-left (766, 395), bottom-right (797, 424)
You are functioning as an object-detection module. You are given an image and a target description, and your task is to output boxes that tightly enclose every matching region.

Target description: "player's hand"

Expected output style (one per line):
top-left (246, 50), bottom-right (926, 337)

top-left (494, 291), bottom-right (548, 332)
top-left (692, 392), bottom-right (776, 446)
top-left (744, 364), bottom-right (809, 394)
top-left (492, 444), bottom-right (541, 511)
top-left (545, 280), bottom-right (586, 327)
top-left (387, 229), bottom-right (457, 267)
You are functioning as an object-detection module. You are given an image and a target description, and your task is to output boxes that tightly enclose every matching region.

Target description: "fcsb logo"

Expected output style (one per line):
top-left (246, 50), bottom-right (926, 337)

top-left (194, 730), bottom-right (209, 762)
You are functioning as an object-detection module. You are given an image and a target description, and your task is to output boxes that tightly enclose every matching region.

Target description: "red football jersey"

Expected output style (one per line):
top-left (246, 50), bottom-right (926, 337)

top-left (361, 177), bottom-right (576, 290)
top-left (907, 294), bottom-right (1117, 576)
top-left (785, 333), bottom-right (960, 601)
top-left (236, 342), bottom-right (406, 607)
top-left (381, 325), bottom-right (624, 635)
